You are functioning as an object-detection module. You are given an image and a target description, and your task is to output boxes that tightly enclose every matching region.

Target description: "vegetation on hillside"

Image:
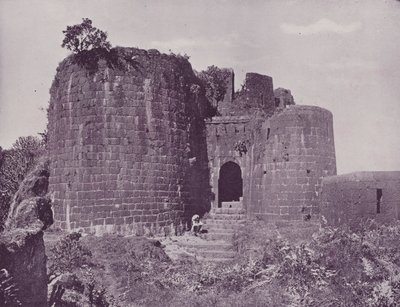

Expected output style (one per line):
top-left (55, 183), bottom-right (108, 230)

top-left (45, 220), bottom-right (400, 306)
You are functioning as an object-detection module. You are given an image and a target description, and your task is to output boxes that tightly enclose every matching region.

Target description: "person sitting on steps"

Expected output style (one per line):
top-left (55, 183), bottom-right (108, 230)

top-left (191, 214), bottom-right (203, 236)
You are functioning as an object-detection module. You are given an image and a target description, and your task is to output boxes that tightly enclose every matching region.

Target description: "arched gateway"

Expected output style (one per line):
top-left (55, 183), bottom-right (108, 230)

top-left (218, 161), bottom-right (243, 207)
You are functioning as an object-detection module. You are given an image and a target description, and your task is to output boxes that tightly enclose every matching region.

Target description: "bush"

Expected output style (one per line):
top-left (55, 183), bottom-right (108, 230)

top-left (230, 220), bottom-right (400, 306)
top-left (61, 19), bottom-right (138, 74)
top-left (47, 233), bottom-right (121, 306)
top-left (45, 222), bottom-right (400, 306)
top-left (309, 222), bottom-right (400, 306)
top-left (47, 232), bottom-right (92, 282)
top-left (62, 18), bottom-right (111, 54)
top-left (197, 66), bottom-right (231, 116)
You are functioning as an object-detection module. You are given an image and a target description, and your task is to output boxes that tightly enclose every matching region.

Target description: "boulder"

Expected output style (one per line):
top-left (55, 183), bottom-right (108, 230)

top-left (0, 157), bottom-right (52, 306)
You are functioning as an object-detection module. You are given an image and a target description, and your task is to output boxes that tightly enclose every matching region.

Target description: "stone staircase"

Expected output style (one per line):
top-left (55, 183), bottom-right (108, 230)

top-left (175, 200), bottom-right (246, 262)
top-left (177, 240), bottom-right (236, 262)
top-left (203, 201), bottom-right (247, 241)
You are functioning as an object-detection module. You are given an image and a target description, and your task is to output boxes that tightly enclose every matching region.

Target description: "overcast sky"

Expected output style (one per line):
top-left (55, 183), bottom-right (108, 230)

top-left (0, 0), bottom-right (399, 174)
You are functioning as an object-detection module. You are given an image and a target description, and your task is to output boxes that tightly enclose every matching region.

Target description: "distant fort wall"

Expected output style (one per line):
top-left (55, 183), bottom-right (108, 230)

top-left (320, 172), bottom-right (400, 227)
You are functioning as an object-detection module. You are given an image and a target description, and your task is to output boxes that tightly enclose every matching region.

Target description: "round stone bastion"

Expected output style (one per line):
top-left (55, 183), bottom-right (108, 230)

top-left (47, 48), bottom-right (207, 235)
top-left (249, 105), bottom-right (337, 222)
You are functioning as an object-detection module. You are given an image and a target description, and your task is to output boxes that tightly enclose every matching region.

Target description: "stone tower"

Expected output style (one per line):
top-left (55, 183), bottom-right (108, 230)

top-left (47, 48), bottom-right (209, 235)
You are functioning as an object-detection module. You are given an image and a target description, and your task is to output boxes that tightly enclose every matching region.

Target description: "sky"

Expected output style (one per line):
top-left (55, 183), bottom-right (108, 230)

top-left (0, 0), bottom-right (399, 174)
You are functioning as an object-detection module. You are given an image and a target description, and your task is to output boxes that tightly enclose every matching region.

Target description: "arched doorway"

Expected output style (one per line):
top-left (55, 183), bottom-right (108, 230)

top-left (218, 161), bottom-right (243, 207)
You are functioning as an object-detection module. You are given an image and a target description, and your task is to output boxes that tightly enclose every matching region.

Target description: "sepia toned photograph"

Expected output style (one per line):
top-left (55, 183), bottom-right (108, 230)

top-left (0, 0), bottom-right (399, 306)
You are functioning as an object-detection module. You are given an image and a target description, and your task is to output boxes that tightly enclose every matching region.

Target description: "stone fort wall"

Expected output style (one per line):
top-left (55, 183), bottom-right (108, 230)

top-left (320, 172), bottom-right (400, 227)
top-left (251, 106), bottom-right (336, 221)
top-left (206, 106), bottom-right (337, 221)
top-left (47, 48), bottom-right (210, 235)
top-left (205, 115), bottom-right (255, 209)
top-left (48, 47), bottom-right (339, 233)
top-left (206, 68), bottom-right (336, 221)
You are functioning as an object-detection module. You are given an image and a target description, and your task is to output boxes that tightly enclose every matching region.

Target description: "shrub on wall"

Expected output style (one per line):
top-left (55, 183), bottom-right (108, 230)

top-left (233, 140), bottom-right (249, 156)
top-left (62, 18), bottom-right (111, 54)
top-left (61, 18), bottom-right (138, 73)
top-left (197, 66), bottom-right (230, 108)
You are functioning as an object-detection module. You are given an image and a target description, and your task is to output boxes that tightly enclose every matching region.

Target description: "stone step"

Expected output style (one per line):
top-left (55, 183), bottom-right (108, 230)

top-left (203, 223), bottom-right (238, 230)
top-left (204, 218), bottom-right (246, 225)
top-left (182, 244), bottom-right (234, 253)
top-left (203, 228), bottom-right (239, 235)
top-left (203, 229), bottom-right (238, 237)
top-left (195, 249), bottom-right (236, 259)
top-left (203, 221), bottom-right (245, 230)
top-left (204, 233), bottom-right (236, 241)
top-left (178, 242), bottom-right (233, 251)
top-left (207, 213), bottom-right (246, 220)
top-left (205, 235), bottom-right (233, 243)
top-left (206, 227), bottom-right (237, 234)
top-left (211, 208), bottom-right (246, 215)
top-left (161, 234), bottom-right (237, 263)
top-left (221, 201), bottom-right (243, 209)
top-left (197, 257), bottom-right (235, 263)
top-left (176, 240), bottom-right (236, 261)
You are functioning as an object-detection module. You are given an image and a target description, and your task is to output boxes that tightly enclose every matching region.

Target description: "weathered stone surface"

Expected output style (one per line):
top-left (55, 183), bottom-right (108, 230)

top-left (320, 171), bottom-right (400, 227)
top-left (47, 48), bottom-right (210, 235)
top-left (274, 88), bottom-right (295, 108)
top-left (6, 158), bottom-right (53, 230)
top-left (251, 106), bottom-right (336, 221)
top-left (47, 47), bottom-right (338, 231)
top-left (233, 73), bottom-right (275, 115)
top-left (206, 105), bottom-right (336, 221)
top-left (0, 230), bottom-right (47, 306)
top-left (6, 197), bottom-right (52, 231)
top-left (0, 157), bottom-right (52, 306)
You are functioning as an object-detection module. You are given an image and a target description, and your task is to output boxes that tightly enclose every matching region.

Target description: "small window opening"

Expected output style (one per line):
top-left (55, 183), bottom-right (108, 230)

top-left (306, 169), bottom-right (311, 174)
top-left (267, 128), bottom-right (270, 140)
top-left (376, 189), bottom-right (383, 214)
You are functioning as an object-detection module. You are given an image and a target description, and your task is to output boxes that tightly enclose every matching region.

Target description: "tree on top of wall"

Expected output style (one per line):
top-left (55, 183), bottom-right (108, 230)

top-left (61, 18), bottom-right (112, 72)
top-left (61, 18), bottom-right (138, 73)
top-left (61, 18), bottom-right (111, 54)
top-left (198, 66), bottom-right (230, 106)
